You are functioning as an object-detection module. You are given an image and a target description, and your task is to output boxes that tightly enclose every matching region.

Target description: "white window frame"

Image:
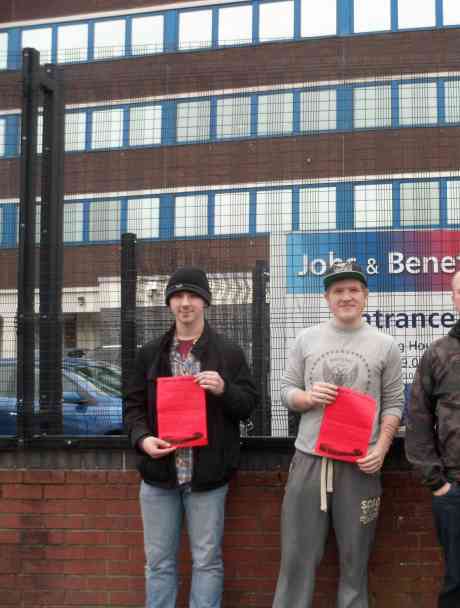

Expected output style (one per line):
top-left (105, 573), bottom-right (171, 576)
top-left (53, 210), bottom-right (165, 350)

top-left (216, 96), bottom-right (251, 139)
top-left (214, 192), bottom-right (250, 235)
top-left (91, 108), bottom-right (124, 149)
top-left (88, 200), bottom-right (121, 241)
top-left (93, 19), bottom-right (126, 60)
top-left (129, 105), bottom-right (162, 146)
top-left (399, 82), bottom-right (438, 126)
top-left (354, 184), bottom-right (393, 228)
top-left (175, 195), bottom-right (208, 237)
top-left (400, 182), bottom-right (440, 226)
top-left (300, 89), bottom-right (337, 132)
top-left (127, 198), bottom-right (161, 238)
top-left (299, 187), bottom-right (336, 230)
top-left (256, 189), bottom-right (292, 233)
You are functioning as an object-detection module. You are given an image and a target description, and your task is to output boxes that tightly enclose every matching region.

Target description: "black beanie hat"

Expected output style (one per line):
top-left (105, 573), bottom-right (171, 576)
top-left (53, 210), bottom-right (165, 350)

top-left (165, 266), bottom-right (211, 305)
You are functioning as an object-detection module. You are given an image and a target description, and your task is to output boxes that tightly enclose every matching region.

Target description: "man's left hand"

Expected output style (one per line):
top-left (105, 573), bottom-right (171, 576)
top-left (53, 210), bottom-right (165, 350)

top-left (195, 371), bottom-right (225, 395)
top-left (356, 445), bottom-right (386, 474)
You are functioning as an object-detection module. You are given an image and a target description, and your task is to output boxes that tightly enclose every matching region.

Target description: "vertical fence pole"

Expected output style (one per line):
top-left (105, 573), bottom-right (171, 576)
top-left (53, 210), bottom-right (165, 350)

top-left (121, 233), bottom-right (138, 427)
top-left (252, 260), bottom-right (270, 435)
top-left (17, 48), bottom-right (40, 441)
top-left (39, 63), bottom-right (64, 435)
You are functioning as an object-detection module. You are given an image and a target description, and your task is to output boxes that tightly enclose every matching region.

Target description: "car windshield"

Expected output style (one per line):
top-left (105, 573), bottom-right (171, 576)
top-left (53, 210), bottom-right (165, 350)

top-left (68, 362), bottom-right (121, 397)
top-left (0, 360), bottom-right (122, 398)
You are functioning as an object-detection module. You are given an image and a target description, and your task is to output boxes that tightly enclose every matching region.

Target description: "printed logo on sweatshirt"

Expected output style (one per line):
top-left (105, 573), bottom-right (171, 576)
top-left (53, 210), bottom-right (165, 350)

top-left (309, 349), bottom-right (371, 392)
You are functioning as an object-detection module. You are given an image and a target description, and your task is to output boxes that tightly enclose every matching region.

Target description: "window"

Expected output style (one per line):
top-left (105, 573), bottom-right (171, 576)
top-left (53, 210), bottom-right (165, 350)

top-left (57, 23), bottom-right (88, 63)
top-left (91, 108), bottom-right (124, 149)
top-left (0, 119), bottom-right (5, 156)
top-left (301, 0), bottom-right (336, 37)
top-left (300, 89), bottom-right (337, 132)
top-left (400, 182), bottom-right (440, 226)
top-left (65, 112), bottom-right (87, 152)
top-left (127, 198), bottom-right (160, 238)
top-left (445, 80), bottom-right (460, 123)
top-left (216, 96), bottom-right (251, 139)
top-left (175, 195), bottom-right (208, 237)
top-left (353, 85), bottom-right (392, 129)
top-left (214, 192), bottom-right (250, 235)
top-left (131, 15), bottom-right (164, 55)
top-left (63, 204), bottom-right (84, 242)
top-left (129, 105), bottom-right (162, 146)
top-left (0, 32), bottom-right (7, 70)
top-left (89, 200), bottom-right (121, 241)
top-left (259, 0), bottom-right (294, 42)
top-left (22, 27), bottom-right (52, 63)
top-left (178, 10), bottom-right (213, 50)
top-left (218, 5), bottom-right (253, 46)
top-left (447, 181), bottom-right (460, 224)
top-left (354, 184), bottom-right (393, 228)
top-left (176, 100), bottom-right (211, 143)
top-left (256, 190), bottom-right (292, 232)
top-left (354, 0), bottom-right (391, 32)
top-left (399, 82), bottom-right (437, 126)
top-left (258, 92), bottom-right (293, 136)
top-left (94, 19), bottom-right (126, 60)
top-left (37, 114), bottom-right (43, 154)
top-left (299, 187), bottom-right (336, 230)
top-left (397, 0), bottom-right (435, 29)
top-left (444, 0), bottom-right (460, 25)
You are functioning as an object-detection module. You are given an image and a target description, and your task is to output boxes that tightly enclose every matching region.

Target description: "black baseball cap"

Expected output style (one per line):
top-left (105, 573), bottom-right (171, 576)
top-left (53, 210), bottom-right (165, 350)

top-left (323, 261), bottom-right (367, 290)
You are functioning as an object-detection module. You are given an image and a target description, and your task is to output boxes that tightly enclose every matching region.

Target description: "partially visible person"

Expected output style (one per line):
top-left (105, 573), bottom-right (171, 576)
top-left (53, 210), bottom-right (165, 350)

top-left (273, 261), bottom-right (404, 608)
top-left (406, 270), bottom-right (460, 608)
top-left (125, 266), bottom-right (258, 608)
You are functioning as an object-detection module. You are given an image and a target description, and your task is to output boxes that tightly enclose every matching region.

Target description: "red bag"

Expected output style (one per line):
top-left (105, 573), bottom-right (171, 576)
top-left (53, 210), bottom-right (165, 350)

top-left (314, 386), bottom-right (376, 462)
top-left (156, 376), bottom-right (208, 448)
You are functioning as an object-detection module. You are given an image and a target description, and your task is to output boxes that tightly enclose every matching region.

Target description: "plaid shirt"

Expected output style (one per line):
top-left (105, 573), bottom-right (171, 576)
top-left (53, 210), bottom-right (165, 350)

top-left (169, 336), bottom-right (201, 486)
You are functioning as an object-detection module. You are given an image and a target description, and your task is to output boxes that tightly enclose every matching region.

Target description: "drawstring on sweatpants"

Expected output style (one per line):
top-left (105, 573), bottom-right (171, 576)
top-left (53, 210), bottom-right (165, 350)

top-left (320, 457), bottom-right (334, 512)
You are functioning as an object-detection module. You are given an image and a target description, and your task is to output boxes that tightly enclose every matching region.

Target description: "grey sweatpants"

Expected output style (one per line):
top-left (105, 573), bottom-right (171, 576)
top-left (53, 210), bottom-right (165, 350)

top-left (273, 450), bottom-right (382, 608)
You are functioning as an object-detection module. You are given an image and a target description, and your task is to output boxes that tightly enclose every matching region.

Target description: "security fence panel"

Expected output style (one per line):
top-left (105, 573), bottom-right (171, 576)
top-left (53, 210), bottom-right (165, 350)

top-left (0, 18), bottom-right (460, 441)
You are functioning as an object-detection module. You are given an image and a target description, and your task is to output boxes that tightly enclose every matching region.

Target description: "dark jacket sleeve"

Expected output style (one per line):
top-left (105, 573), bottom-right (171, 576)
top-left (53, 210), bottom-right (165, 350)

top-left (219, 343), bottom-right (258, 422)
top-left (124, 346), bottom-right (152, 450)
top-left (405, 348), bottom-right (446, 491)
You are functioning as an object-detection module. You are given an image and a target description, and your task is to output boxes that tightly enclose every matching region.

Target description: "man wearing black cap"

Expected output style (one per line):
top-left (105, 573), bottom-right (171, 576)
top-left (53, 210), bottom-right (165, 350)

top-left (125, 266), bottom-right (257, 608)
top-left (273, 261), bottom-right (404, 608)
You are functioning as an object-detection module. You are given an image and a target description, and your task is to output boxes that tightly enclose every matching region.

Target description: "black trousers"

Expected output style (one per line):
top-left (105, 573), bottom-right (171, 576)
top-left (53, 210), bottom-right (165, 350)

top-left (432, 482), bottom-right (460, 608)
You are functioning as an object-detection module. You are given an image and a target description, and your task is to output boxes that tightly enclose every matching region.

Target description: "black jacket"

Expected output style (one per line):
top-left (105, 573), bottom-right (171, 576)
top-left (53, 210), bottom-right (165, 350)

top-left (405, 319), bottom-right (460, 491)
top-left (124, 322), bottom-right (258, 490)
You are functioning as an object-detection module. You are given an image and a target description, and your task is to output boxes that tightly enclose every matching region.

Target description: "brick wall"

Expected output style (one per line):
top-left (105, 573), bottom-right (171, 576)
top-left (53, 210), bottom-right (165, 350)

top-left (0, 455), bottom-right (442, 608)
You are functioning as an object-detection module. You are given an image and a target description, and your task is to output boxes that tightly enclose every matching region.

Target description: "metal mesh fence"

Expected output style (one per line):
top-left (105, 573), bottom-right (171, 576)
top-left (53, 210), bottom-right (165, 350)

top-left (0, 31), bottom-right (459, 440)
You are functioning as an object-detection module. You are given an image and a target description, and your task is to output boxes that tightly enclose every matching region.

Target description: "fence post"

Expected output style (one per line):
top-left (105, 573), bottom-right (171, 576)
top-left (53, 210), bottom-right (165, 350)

top-left (39, 63), bottom-right (65, 435)
top-left (121, 233), bottom-right (138, 427)
top-left (252, 260), bottom-right (270, 435)
top-left (17, 48), bottom-right (40, 441)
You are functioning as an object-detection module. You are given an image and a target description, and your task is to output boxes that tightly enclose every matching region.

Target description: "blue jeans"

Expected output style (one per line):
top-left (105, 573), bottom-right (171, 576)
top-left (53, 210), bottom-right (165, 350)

top-left (140, 481), bottom-right (229, 608)
top-left (432, 482), bottom-right (460, 608)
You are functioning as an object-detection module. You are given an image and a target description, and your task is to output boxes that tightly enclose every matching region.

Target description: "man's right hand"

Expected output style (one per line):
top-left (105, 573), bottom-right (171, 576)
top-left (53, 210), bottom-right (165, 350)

top-left (293, 382), bottom-right (338, 411)
top-left (139, 436), bottom-right (176, 459)
top-left (433, 482), bottom-right (452, 496)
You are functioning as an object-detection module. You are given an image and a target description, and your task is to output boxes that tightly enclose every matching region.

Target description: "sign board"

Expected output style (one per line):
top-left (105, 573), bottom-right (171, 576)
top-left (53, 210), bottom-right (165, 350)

top-left (270, 230), bottom-right (459, 435)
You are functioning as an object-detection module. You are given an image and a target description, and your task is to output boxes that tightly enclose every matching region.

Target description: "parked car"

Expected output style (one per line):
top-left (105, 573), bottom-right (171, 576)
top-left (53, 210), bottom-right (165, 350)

top-left (0, 357), bottom-right (124, 436)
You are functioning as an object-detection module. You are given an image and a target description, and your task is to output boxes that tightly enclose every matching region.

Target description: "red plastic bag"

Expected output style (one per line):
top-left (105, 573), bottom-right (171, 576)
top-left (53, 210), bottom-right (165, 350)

top-left (156, 376), bottom-right (208, 448)
top-left (314, 386), bottom-right (376, 462)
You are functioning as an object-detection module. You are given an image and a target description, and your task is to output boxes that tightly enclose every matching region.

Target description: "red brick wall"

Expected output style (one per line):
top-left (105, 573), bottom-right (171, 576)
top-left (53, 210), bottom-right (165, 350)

top-left (0, 467), bottom-right (442, 607)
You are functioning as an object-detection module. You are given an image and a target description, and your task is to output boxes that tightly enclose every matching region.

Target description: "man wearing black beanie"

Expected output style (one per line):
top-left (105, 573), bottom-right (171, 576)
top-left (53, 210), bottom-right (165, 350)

top-left (125, 266), bottom-right (258, 608)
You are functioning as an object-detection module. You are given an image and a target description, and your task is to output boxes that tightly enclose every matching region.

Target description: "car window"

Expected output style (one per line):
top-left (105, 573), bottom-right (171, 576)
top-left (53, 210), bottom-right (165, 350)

top-left (70, 363), bottom-right (121, 396)
top-left (0, 364), bottom-right (16, 397)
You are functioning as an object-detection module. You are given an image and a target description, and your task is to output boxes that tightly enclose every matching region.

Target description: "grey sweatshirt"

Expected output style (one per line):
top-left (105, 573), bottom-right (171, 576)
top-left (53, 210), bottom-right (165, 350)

top-left (281, 320), bottom-right (404, 455)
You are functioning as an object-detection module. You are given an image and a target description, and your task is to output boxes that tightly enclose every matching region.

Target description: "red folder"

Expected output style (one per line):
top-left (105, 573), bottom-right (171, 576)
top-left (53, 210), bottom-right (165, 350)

top-left (314, 386), bottom-right (376, 462)
top-left (156, 376), bottom-right (208, 448)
